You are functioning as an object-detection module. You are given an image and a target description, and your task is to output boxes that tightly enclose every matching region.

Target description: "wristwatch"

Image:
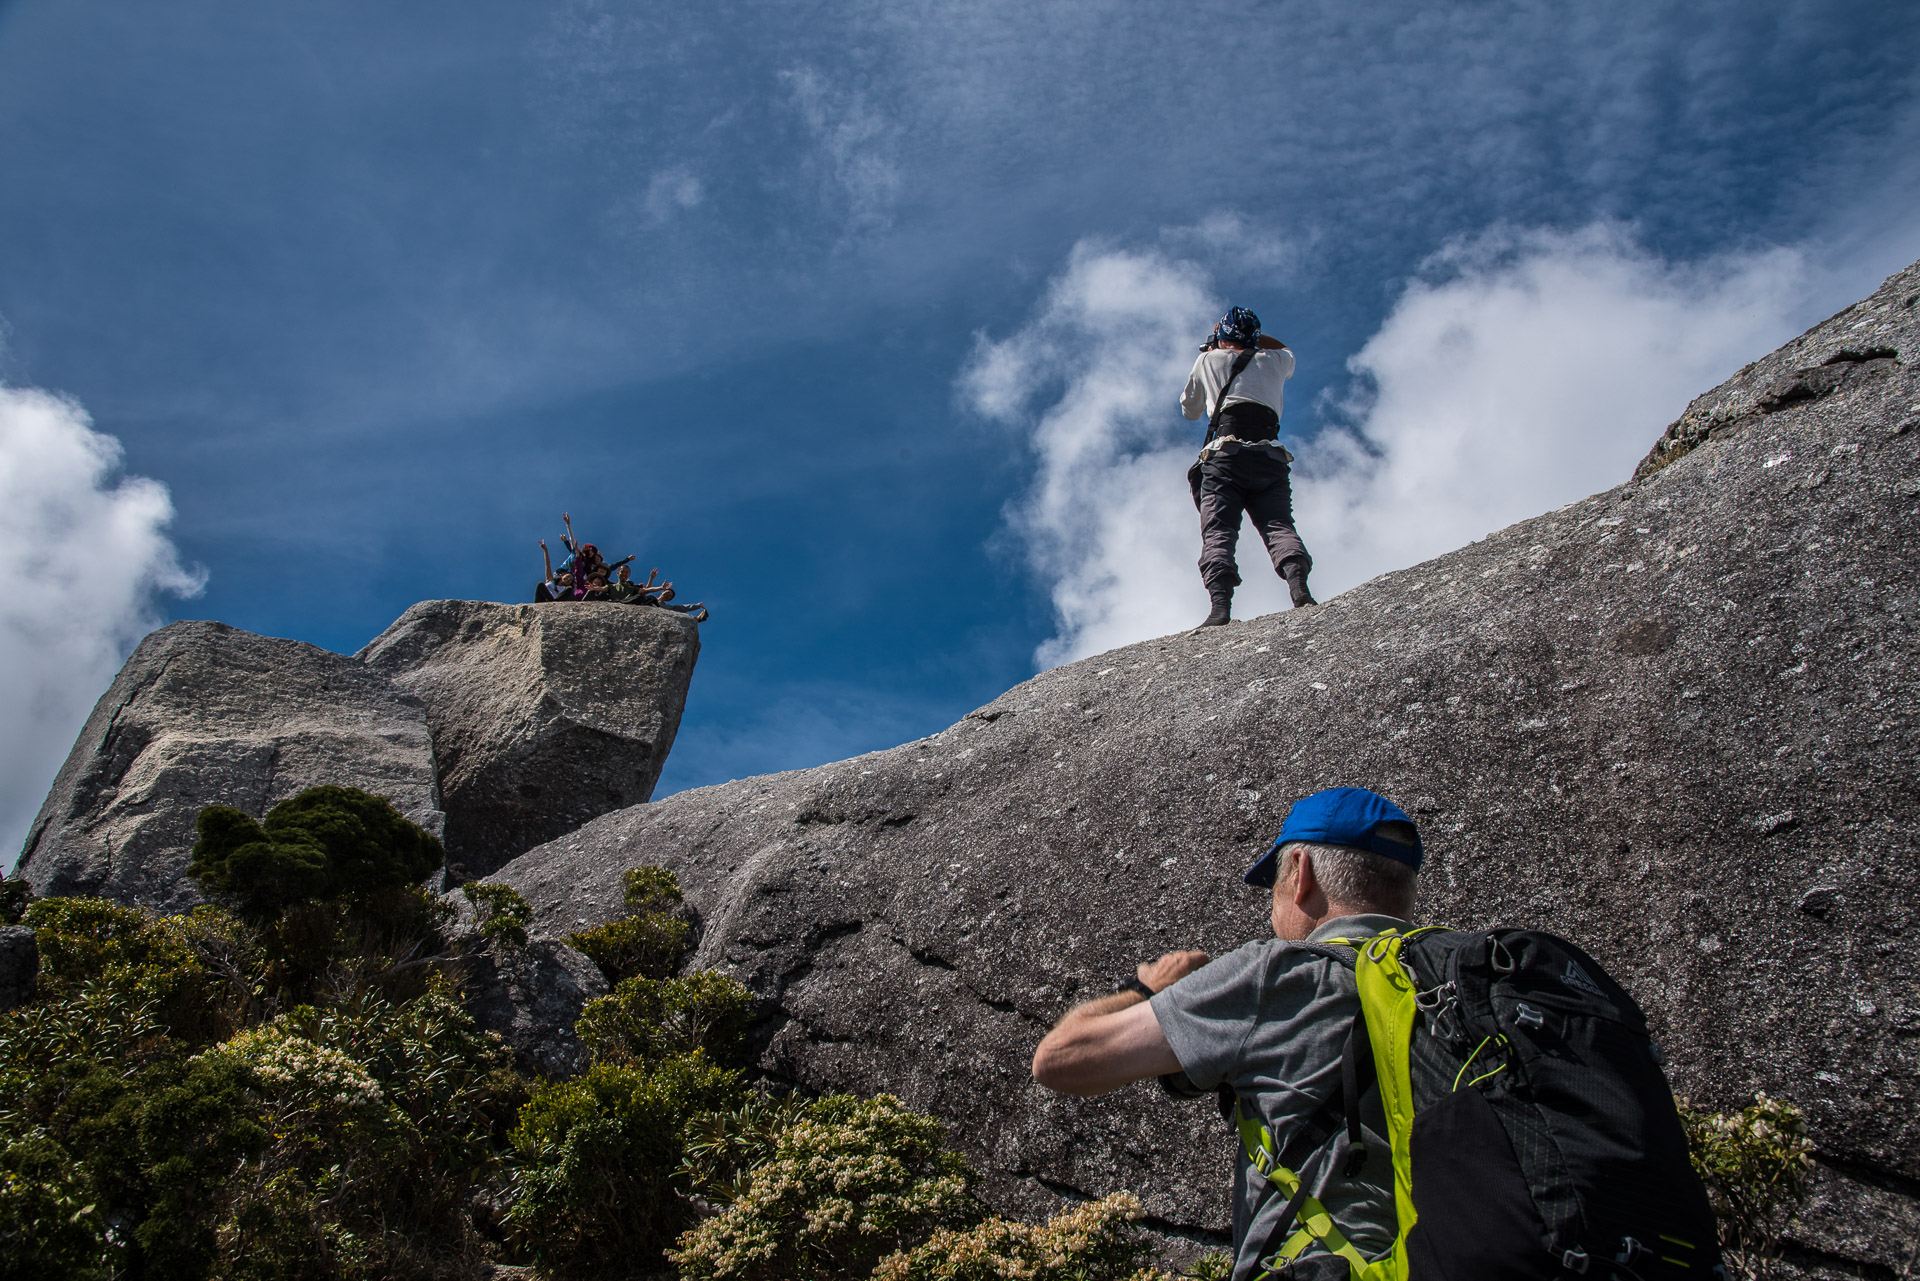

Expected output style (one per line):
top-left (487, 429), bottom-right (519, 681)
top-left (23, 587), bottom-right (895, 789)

top-left (1119, 976), bottom-right (1155, 1000)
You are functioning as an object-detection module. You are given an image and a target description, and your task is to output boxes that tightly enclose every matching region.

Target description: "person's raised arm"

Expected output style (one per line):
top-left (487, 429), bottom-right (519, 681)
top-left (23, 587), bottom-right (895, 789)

top-left (540, 540), bottom-right (554, 582)
top-left (1030, 950), bottom-right (1208, 1097)
top-left (1180, 354), bottom-right (1211, 422)
top-left (1258, 334), bottom-right (1289, 351)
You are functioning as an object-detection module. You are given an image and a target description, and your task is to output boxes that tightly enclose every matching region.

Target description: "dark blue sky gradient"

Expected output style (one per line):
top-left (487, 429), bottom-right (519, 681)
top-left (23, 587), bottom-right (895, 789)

top-left (2, 0), bottom-right (1916, 799)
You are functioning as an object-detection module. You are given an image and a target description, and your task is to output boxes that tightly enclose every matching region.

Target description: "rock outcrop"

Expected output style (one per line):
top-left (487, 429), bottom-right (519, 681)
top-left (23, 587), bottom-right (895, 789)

top-left (0, 927), bottom-right (37, 1011)
top-left (498, 259), bottom-right (1920, 1272)
top-left (360, 600), bottom-right (699, 879)
top-left (19, 622), bottom-right (443, 913)
top-left (458, 936), bottom-right (608, 1078)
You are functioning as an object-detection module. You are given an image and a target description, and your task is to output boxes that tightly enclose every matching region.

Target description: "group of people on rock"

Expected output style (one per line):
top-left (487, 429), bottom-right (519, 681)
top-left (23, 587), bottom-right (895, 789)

top-left (534, 512), bottom-right (708, 621)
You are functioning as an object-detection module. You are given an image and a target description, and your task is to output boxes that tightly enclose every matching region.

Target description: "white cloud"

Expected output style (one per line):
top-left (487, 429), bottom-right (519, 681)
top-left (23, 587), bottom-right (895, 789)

top-left (960, 241), bottom-right (1228, 667)
top-left (1299, 225), bottom-right (1810, 596)
top-left (644, 167), bottom-right (705, 223)
top-left (780, 66), bottom-right (902, 234)
top-left (0, 388), bottom-right (204, 868)
top-left (968, 224), bottom-right (1818, 668)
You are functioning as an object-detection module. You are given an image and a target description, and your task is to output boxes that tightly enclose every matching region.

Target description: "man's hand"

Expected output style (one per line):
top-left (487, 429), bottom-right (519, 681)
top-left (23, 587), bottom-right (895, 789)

top-left (1138, 950), bottom-right (1210, 991)
top-left (1030, 950), bottom-right (1211, 1097)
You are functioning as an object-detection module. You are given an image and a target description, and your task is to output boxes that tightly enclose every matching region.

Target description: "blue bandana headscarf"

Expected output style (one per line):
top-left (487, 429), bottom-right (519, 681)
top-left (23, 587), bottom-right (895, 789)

top-left (1206, 305), bottom-right (1262, 351)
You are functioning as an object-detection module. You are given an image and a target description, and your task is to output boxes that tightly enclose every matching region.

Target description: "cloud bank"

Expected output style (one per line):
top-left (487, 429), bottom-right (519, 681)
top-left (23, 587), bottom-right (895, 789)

top-left (967, 224), bottom-right (1818, 667)
top-left (0, 388), bottom-right (203, 868)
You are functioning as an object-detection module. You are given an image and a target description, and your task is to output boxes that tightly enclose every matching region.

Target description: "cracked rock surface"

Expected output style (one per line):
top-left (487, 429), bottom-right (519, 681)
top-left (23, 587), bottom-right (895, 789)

top-left (500, 259), bottom-right (1920, 1271)
top-left (361, 600), bottom-right (699, 878)
top-left (19, 621), bottom-right (443, 913)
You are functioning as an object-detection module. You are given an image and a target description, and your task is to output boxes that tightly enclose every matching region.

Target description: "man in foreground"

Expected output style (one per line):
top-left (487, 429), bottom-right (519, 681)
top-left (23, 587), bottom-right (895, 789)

top-left (1031, 787), bottom-right (1420, 1279)
top-left (1182, 306), bottom-right (1316, 627)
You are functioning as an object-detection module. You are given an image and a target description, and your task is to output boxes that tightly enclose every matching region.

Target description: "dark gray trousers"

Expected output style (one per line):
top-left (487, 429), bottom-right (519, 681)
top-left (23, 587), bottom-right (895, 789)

top-left (1190, 444), bottom-right (1312, 596)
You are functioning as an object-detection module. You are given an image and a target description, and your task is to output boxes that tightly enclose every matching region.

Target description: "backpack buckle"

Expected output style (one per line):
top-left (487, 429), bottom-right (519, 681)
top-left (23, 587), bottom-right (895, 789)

top-left (1561, 1247), bottom-right (1590, 1274)
top-left (1616, 1237), bottom-right (1652, 1268)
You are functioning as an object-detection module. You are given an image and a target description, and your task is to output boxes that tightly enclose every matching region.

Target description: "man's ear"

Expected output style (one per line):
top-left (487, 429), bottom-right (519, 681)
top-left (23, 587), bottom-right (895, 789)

top-left (1290, 850), bottom-right (1317, 909)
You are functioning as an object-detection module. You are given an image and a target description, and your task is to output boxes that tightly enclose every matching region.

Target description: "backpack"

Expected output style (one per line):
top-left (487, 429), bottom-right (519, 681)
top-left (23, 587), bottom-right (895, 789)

top-left (1236, 927), bottom-right (1725, 1281)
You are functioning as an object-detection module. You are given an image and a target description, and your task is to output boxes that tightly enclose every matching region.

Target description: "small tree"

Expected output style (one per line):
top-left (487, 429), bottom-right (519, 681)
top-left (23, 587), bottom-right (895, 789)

top-left (461, 881), bottom-right (533, 949)
top-left (567, 866), bottom-right (692, 984)
top-left (1680, 1093), bottom-right (1816, 1280)
top-left (190, 786), bottom-right (443, 924)
top-left (190, 787), bottom-right (450, 1002)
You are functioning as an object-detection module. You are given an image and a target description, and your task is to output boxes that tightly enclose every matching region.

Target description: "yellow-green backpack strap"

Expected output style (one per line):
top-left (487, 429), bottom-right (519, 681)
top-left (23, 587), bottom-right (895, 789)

top-left (1236, 1091), bottom-right (1389, 1279)
top-left (1350, 931), bottom-right (1421, 1281)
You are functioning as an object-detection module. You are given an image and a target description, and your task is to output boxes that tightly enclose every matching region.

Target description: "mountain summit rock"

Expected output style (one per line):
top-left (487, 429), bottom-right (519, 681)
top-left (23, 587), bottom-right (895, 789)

top-left (361, 600), bottom-right (699, 878)
top-left (496, 259), bottom-right (1920, 1270)
top-left (20, 602), bottom-right (700, 906)
top-left (18, 621), bottom-right (443, 913)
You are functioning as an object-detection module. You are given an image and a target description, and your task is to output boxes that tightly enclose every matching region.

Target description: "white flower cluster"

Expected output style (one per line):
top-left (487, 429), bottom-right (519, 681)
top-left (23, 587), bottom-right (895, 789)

top-left (216, 1027), bottom-right (385, 1109)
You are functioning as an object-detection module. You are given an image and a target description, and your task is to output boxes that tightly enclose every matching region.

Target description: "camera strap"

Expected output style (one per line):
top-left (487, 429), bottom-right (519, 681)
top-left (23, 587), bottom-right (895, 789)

top-left (1204, 348), bottom-right (1257, 448)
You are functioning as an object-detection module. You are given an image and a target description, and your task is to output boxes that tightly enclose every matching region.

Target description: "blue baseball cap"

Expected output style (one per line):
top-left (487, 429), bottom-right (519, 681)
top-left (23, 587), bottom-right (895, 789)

top-left (1243, 787), bottom-right (1423, 887)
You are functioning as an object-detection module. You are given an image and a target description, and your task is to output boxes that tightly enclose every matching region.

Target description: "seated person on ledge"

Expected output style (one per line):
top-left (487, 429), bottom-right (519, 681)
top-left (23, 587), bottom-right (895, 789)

top-left (535, 540), bottom-right (578, 602)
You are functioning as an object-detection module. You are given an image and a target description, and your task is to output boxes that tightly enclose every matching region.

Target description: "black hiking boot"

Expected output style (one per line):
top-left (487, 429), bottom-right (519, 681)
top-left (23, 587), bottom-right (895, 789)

top-left (1197, 592), bottom-right (1232, 628)
top-left (1282, 561), bottom-right (1317, 608)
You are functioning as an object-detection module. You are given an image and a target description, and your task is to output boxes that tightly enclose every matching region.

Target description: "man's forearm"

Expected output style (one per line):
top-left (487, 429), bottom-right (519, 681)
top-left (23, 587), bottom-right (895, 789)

top-left (1049, 989), bottom-right (1144, 1035)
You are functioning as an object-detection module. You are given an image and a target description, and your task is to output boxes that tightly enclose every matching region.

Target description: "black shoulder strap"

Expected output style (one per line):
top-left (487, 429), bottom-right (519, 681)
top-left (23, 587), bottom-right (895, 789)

top-left (1205, 348), bottom-right (1257, 446)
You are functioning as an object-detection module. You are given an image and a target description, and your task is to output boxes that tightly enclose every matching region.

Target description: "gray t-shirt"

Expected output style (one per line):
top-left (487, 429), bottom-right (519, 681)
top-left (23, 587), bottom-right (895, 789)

top-left (1151, 915), bottom-right (1408, 1280)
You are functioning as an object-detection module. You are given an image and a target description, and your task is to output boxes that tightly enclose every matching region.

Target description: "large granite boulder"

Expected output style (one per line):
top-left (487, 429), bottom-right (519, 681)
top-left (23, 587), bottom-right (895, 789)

top-left (359, 601), bottom-right (699, 880)
top-left (498, 259), bottom-right (1920, 1272)
top-left (18, 622), bottom-right (443, 913)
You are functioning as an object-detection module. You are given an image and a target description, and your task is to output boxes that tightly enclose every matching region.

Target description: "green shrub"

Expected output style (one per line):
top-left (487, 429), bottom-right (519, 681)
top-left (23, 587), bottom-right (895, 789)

top-left (1680, 1093), bottom-right (1816, 1280)
top-left (568, 914), bottom-right (690, 984)
top-left (0, 1004), bottom-right (272, 1281)
top-left (577, 971), bottom-right (757, 1068)
top-left (667, 1093), bottom-right (980, 1281)
top-left (461, 881), bottom-right (532, 949)
top-left (507, 1055), bottom-right (746, 1276)
top-left (620, 866), bottom-right (684, 915)
top-left (566, 866), bottom-right (692, 984)
top-left (277, 977), bottom-right (522, 1197)
top-left (190, 785), bottom-right (443, 925)
top-left (199, 1025), bottom-right (411, 1277)
top-left (676, 1091), bottom-right (813, 1206)
top-left (0, 1127), bottom-right (110, 1281)
top-left (871, 1192), bottom-right (1167, 1281)
top-left (19, 898), bottom-right (260, 1048)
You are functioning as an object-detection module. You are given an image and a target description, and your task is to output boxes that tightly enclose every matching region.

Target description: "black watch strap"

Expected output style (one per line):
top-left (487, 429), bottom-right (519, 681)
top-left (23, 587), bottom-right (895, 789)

top-left (1119, 976), bottom-right (1155, 1000)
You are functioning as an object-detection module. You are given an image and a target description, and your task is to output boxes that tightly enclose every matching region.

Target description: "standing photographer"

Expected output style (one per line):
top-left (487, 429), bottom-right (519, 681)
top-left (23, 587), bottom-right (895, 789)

top-left (1182, 306), bottom-right (1316, 627)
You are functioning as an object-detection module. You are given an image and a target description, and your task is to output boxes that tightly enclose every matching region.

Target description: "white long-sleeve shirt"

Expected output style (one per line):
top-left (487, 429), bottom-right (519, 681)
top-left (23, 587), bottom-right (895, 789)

top-left (1181, 347), bottom-right (1295, 421)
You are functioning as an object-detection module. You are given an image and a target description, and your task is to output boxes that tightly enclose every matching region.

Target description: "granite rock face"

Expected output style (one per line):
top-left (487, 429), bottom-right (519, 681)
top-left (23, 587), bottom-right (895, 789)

top-left (499, 260), bottom-right (1920, 1271)
top-left (18, 622), bottom-right (443, 914)
top-left (458, 936), bottom-right (608, 1078)
top-left (360, 601), bottom-right (699, 879)
top-left (0, 927), bottom-right (37, 1012)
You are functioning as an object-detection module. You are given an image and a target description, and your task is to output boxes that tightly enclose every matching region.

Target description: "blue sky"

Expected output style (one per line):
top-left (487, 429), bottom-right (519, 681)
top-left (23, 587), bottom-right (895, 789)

top-left (2, 0), bottom-right (1918, 858)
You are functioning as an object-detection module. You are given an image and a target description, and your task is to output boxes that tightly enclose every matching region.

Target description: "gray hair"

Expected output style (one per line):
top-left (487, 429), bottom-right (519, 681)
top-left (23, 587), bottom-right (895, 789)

top-left (1278, 839), bottom-right (1418, 918)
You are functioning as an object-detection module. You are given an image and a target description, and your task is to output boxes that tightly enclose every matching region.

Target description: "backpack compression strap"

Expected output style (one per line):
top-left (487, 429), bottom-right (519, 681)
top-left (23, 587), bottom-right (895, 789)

top-left (1235, 1102), bottom-right (1384, 1280)
top-left (1237, 929), bottom-right (1442, 1280)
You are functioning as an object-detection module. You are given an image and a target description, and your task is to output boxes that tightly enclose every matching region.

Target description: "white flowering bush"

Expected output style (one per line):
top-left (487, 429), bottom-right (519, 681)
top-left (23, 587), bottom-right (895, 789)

top-left (668, 1094), bottom-right (980, 1281)
top-left (871, 1191), bottom-right (1169, 1281)
top-left (218, 1025), bottom-right (388, 1115)
top-left (1680, 1093), bottom-right (1817, 1280)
